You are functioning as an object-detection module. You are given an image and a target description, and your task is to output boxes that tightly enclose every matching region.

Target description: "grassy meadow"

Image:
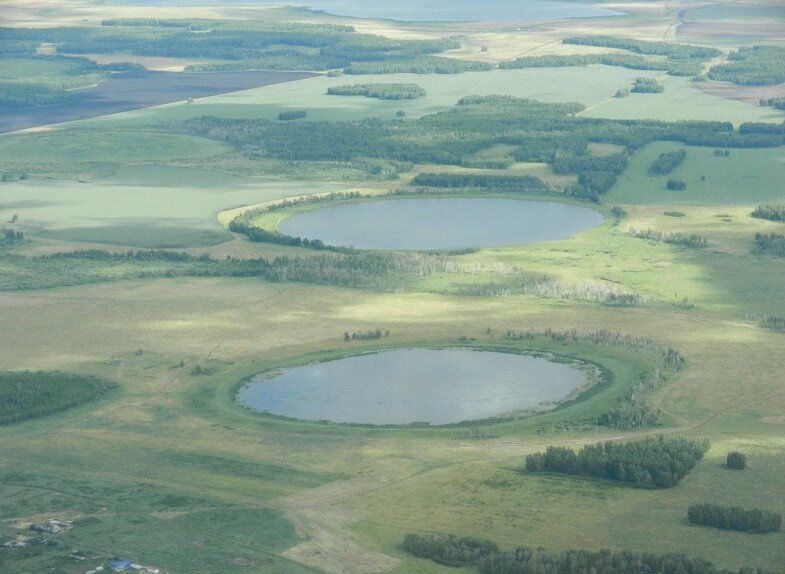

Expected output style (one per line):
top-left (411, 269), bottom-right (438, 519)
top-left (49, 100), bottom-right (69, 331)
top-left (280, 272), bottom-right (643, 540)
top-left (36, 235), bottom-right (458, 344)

top-left (1, 0), bottom-right (785, 572)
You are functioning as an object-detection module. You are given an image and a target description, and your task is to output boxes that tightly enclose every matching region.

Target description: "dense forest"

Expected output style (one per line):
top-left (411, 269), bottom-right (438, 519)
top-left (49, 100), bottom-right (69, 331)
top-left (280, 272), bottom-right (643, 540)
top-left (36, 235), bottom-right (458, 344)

top-left (177, 96), bottom-right (785, 207)
top-left (0, 22), bottom-right (485, 77)
top-left (404, 534), bottom-right (771, 574)
top-left (0, 371), bottom-right (115, 424)
top-left (688, 504), bottom-right (782, 533)
top-left (327, 83), bottom-right (426, 99)
top-left (708, 46), bottom-right (785, 86)
top-left (525, 436), bottom-right (709, 488)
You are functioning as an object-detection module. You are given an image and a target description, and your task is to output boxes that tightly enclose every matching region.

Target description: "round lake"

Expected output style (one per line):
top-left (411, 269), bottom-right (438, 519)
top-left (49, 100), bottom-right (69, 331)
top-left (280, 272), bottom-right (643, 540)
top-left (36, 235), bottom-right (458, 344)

top-left (277, 198), bottom-right (602, 250)
top-left (237, 348), bottom-right (587, 425)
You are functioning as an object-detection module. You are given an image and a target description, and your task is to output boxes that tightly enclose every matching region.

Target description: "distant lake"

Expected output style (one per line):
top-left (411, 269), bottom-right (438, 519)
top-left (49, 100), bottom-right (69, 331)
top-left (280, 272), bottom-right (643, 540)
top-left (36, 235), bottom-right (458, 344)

top-left (237, 348), bottom-right (587, 425)
top-left (0, 70), bottom-right (317, 134)
top-left (278, 198), bottom-right (603, 250)
top-left (116, 0), bottom-right (622, 21)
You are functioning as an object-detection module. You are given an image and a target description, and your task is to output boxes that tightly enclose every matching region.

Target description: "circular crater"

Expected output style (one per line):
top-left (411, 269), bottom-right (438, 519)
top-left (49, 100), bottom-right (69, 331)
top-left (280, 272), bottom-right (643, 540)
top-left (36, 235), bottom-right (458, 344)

top-left (236, 348), bottom-right (591, 425)
top-left (277, 197), bottom-right (603, 251)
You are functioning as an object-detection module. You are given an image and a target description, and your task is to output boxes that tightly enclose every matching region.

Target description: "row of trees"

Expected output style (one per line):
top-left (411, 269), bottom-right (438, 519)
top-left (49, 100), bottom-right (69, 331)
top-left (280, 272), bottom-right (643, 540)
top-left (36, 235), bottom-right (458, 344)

top-left (750, 204), bottom-right (785, 222)
top-left (404, 536), bottom-right (771, 573)
top-left (0, 371), bottom-right (114, 425)
top-left (628, 228), bottom-right (707, 248)
top-left (525, 436), bottom-right (709, 488)
top-left (327, 83), bottom-right (426, 99)
top-left (648, 149), bottom-right (686, 175)
top-left (563, 35), bottom-right (720, 59)
top-left (760, 97), bottom-right (785, 110)
top-left (343, 329), bottom-right (389, 341)
top-left (403, 534), bottom-right (498, 567)
top-left (758, 315), bottom-right (785, 332)
top-left (688, 504), bottom-right (781, 533)
top-left (13, 247), bottom-right (451, 292)
top-left (410, 173), bottom-right (550, 193)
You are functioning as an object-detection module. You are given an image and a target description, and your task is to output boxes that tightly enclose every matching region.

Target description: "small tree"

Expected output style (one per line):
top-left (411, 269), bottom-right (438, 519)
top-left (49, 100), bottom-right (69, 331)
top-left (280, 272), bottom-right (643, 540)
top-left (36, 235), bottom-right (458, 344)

top-left (727, 451), bottom-right (746, 470)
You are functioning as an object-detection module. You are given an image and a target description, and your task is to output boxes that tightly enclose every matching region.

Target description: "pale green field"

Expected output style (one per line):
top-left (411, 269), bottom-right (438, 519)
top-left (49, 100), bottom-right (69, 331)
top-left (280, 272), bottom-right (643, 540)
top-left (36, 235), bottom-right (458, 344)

top-left (607, 142), bottom-right (785, 205)
top-left (0, 166), bottom-right (346, 248)
top-left (2, 2), bottom-right (785, 573)
top-left (580, 74), bottom-right (785, 125)
top-left (74, 65), bottom-right (782, 129)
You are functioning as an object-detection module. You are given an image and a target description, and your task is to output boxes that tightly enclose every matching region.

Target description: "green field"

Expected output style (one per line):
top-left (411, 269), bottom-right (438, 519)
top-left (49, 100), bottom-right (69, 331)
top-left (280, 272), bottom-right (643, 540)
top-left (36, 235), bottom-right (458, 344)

top-left (1, 0), bottom-right (785, 572)
top-left (608, 142), bottom-right (785, 205)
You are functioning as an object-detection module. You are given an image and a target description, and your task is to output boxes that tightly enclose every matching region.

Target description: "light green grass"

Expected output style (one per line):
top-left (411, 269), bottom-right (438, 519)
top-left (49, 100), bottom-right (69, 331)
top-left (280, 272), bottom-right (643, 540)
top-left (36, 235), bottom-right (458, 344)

top-left (607, 142), bottom-right (785, 205)
top-left (80, 67), bottom-right (721, 127)
top-left (580, 74), bottom-right (785, 125)
top-left (0, 168), bottom-right (345, 248)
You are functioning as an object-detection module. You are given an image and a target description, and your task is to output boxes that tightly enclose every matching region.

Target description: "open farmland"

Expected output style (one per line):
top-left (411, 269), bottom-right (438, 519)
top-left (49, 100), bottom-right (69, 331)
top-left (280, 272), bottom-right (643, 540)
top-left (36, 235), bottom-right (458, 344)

top-left (0, 70), bottom-right (318, 134)
top-left (1, 0), bottom-right (784, 572)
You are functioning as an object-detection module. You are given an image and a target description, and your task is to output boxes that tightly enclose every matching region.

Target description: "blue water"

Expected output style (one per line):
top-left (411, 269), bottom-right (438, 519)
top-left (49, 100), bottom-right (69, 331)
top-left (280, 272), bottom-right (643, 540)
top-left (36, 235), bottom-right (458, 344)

top-left (115, 0), bottom-right (622, 21)
top-left (237, 348), bottom-right (586, 425)
top-left (278, 198), bottom-right (603, 251)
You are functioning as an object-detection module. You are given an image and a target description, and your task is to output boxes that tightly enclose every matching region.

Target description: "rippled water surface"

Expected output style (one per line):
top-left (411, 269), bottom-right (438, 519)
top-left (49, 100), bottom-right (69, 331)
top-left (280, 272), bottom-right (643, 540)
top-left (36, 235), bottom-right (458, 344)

top-left (237, 348), bottom-right (586, 425)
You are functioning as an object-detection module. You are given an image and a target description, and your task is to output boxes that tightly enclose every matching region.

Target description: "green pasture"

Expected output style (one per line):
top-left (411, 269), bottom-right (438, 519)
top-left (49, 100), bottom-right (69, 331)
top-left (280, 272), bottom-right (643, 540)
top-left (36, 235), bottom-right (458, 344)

top-left (607, 142), bottom-right (785, 205)
top-left (0, 167), bottom-right (345, 248)
top-left (580, 75), bottom-right (784, 125)
top-left (1, 3), bottom-right (784, 572)
top-left (76, 66), bottom-right (753, 128)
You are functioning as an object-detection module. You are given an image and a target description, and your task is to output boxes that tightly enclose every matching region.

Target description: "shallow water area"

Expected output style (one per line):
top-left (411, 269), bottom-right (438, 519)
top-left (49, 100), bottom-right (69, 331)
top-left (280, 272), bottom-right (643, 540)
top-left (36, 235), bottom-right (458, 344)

top-left (237, 348), bottom-right (588, 425)
top-left (277, 198), bottom-right (603, 250)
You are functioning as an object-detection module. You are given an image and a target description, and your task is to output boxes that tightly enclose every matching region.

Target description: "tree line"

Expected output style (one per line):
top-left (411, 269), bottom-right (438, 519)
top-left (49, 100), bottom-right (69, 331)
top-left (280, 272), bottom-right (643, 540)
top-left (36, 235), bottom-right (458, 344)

top-left (628, 228), bottom-right (708, 249)
top-left (176, 97), bottom-right (785, 204)
top-left (751, 204), bottom-right (785, 222)
top-left (1, 248), bottom-right (451, 292)
top-left (525, 436), bottom-right (709, 488)
top-left (327, 83), bottom-right (426, 100)
top-left (1, 21), bottom-right (475, 76)
top-left (759, 97), bottom-right (785, 110)
top-left (688, 504), bottom-right (781, 534)
top-left (708, 46), bottom-right (785, 86)
top-left (403, 534), bottom-right (497, 567)
top-left (404, 534), bottom-right (771, 573)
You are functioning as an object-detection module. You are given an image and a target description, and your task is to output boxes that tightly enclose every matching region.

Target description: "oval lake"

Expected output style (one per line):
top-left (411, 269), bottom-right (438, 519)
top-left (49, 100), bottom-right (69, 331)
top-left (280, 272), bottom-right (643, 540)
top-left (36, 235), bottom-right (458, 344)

top-left (277, 198), bottom-right (603, 250)
top-left (237, 348), bottom-right (587, 425)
